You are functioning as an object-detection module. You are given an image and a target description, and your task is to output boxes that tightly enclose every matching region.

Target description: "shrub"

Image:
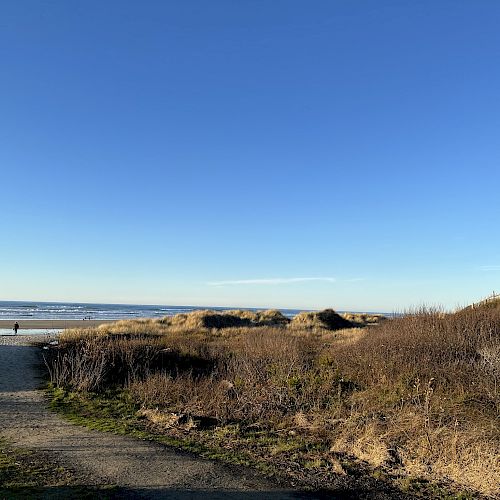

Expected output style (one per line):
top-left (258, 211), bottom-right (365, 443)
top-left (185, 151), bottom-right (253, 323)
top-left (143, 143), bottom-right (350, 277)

top-left (45, 304), bottom-right (500, 495)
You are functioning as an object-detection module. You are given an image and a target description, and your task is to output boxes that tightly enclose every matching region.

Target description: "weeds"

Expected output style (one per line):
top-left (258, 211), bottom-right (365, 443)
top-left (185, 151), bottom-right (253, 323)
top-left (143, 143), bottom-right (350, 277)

top-left (44, 306), bottom-right (499, 497)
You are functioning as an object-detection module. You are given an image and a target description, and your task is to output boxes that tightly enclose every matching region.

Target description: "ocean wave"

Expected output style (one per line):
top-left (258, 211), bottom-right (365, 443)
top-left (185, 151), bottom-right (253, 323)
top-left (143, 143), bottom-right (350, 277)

top-left (0, 301), bottom-right (307, 321)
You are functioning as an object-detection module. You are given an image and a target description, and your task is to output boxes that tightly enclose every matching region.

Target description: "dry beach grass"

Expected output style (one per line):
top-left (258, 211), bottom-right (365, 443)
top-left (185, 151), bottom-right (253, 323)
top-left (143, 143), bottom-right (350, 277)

top-left (0, 337), bottom-right (315, 499)
top-left (0, 319), bottom-right (116, 330)
top-left (45, 306), bottom-right (500, 497)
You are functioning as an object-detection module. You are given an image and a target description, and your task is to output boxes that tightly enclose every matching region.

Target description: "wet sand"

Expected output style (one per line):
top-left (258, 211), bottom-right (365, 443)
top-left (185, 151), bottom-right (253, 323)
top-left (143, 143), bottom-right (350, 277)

top-left (0, 319), bottom-right (117, 330)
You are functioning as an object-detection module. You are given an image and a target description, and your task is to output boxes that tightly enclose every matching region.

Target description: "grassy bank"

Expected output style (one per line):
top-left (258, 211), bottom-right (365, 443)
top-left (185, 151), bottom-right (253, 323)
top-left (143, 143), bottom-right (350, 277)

top-left (43, 307), bottom-right (499, 497)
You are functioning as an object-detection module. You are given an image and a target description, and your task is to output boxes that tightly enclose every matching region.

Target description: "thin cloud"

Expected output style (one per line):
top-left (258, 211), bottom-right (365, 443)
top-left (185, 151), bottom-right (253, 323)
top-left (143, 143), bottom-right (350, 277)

top-left (207, 277), bottom-right (337, 286)
top-left (479, 265), bottom-right (500, 271)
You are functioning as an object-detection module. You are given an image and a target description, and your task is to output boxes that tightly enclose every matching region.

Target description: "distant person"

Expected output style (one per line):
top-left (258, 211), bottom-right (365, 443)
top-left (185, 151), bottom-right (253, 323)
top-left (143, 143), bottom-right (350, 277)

top-left (13, 322), bottom-right (19, 335)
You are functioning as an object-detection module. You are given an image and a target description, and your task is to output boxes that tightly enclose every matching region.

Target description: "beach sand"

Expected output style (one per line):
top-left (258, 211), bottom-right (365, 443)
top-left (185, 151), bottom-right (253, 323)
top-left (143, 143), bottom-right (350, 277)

top-left (0, 319), bottom-right (117, 330)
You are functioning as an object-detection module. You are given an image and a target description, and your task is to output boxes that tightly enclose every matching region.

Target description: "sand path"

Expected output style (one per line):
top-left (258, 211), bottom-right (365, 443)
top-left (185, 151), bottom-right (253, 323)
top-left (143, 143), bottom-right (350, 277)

top-left (0, 336), bottom-right (316, 499)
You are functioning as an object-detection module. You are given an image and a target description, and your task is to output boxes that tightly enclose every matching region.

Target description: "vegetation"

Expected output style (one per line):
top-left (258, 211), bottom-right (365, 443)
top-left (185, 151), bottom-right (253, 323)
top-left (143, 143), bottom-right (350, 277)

top-left (158, 308), bottom-right (291, 329)
top-left (44, 307), bottom-right (499, 497)
top-left (340, 311), bottom-right (387, 327)
top-left (290, 308), bottom-right (355, 330)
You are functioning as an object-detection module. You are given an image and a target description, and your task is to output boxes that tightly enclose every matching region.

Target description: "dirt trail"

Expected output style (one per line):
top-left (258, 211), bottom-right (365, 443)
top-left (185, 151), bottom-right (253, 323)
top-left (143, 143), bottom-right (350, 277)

top-left (0, 336), bottom-right (316, 499)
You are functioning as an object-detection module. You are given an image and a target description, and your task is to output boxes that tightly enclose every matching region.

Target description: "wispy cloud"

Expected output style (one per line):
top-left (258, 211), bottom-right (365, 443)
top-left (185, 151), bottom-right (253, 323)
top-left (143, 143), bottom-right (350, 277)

top-left (207, 277), bottom-right (337, 286)
top-left (479, 265), bottom-right (500, 272)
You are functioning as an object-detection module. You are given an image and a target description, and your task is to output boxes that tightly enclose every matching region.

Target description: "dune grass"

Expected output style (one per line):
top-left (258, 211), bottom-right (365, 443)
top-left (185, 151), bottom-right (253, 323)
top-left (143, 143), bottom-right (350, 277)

top-left (44, 306), bottom-right (499, 497)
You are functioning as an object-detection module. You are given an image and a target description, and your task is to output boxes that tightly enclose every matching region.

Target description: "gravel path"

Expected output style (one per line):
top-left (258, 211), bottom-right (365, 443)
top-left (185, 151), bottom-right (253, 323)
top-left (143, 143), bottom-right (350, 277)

top-left (0, 336), bottom-right (315, 499)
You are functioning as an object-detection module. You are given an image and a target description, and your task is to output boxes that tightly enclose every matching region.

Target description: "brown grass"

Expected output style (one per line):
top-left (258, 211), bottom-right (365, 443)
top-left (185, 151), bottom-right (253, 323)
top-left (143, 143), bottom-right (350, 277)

top-left (158, 309), bottom-right (290, 330)
top-left (290, 309), bottom-right (354, 331)
top-left (340, 312), bottom-right (387, 326)
top-left (45, 306), bottom-right (500, 496)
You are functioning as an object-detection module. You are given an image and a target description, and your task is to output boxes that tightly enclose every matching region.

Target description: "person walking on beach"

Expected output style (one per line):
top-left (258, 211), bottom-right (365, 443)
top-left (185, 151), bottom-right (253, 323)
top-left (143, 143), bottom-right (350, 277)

top-left (13, 322), bottom-right (19, 335)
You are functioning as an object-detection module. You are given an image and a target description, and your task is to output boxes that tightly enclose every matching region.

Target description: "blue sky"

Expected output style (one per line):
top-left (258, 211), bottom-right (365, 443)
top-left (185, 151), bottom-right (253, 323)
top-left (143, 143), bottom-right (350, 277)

top-left (1, 1), bottom-right (499, 311)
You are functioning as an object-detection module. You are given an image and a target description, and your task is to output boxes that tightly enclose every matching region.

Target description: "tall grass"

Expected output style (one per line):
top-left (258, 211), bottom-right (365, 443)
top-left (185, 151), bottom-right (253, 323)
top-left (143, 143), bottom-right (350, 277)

top-left (328, 307), bottom-right (500, 494)
top-left (45, 306), bottom-right (500, 496)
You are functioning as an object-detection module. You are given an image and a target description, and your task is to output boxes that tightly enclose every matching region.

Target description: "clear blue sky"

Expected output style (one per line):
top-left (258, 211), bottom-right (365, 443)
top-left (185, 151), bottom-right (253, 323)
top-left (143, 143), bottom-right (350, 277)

top-left (1, 1), bottom-right (499, 311)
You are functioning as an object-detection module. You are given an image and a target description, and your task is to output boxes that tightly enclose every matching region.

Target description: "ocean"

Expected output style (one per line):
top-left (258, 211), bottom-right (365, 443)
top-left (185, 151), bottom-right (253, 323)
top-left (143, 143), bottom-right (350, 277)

top-left (0, 301), bottom-right (305, 321)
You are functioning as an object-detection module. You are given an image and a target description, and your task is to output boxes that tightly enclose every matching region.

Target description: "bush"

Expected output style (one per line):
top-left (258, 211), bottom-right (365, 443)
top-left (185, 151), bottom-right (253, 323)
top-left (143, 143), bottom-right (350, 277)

top-left (45, 305), bottom-right (500, 495)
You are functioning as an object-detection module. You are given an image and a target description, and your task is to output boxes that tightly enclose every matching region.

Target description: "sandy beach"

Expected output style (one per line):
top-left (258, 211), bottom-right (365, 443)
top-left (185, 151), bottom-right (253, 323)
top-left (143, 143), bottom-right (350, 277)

top-left (0, 319), bottom-right (117, 330)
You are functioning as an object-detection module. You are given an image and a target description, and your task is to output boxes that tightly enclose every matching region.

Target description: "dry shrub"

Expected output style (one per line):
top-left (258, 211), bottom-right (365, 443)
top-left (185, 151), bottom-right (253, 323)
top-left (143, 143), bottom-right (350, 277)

top-left (47, 332), bottom-right (224, 391)
top-left (132, 373), bottom-right (226, 421)
top-left (330, 422), bottom-right (393, 468)
top-left (128, 328), bottom-right (343, 425)
top-left (46, 305), bottom-right (500, 495)
top-left (326, 307), bottom-right (500, 495)
top-left (45, 338), bottom-right (109, 391)
top-left (333, 307), bottom-right (500, 392)
top-left (320, 327), bottom-right (367, 345)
